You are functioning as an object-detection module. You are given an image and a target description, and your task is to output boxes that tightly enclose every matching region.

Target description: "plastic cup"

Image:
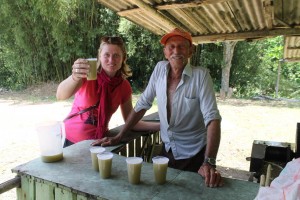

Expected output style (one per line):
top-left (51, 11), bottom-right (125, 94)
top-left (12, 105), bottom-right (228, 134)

top-left (90, 146), bottom-right (105, 171)
top-left (126, 157), bottom-right (143, 184)
top-left (152, 156), bottom-right (169, 184)
top-left (97, 152), bottom-right (113, 179)
top-left (87, 58), bottom-right (97, 80)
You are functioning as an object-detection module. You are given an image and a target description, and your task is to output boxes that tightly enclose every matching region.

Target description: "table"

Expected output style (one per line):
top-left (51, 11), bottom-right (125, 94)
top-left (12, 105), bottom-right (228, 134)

top-left (12, 140), bottom-right (259, 200)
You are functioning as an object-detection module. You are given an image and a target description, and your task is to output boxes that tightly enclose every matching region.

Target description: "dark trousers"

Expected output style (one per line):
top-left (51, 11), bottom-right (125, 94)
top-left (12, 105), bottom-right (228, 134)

top-left (63, 138), bottom-right (74, 148)
top-left (160, 143), bottom-right (206, 173)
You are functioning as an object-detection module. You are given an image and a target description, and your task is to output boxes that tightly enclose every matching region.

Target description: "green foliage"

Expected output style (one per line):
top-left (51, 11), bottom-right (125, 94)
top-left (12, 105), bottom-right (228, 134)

top-left (190, 37), bottom-right (299, 99)
top-left (118, 19), bottom-right (163, 91)
top-left (276, 62), bottom-right (300, 98)
top-left (229, 37), bottom-right (300, 98)
top-left (230, 41), bottom-right (262, 97)
top-left (0, 0), bottom-right (119, 90)
top-left (194, 43), bottom-right (223, 88)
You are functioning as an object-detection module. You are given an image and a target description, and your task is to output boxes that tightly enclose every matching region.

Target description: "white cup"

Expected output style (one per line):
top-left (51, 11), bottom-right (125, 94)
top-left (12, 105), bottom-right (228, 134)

top-left (97, 152), bottom-right (113, 179)
top-left (90, 146), bottom-right (105, 171)
top-left (152, 156), bottom-right (169, 184)
top-left (126, 157), bottom-right (143, 184)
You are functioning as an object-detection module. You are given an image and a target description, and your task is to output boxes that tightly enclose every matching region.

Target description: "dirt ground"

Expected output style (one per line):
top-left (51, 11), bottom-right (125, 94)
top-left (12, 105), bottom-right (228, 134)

top-left (0, 82), bottom-right (299, 199)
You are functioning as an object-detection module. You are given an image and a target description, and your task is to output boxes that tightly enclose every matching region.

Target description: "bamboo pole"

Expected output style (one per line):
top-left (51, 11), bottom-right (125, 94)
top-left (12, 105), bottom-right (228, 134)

top-left (259, 174), bottom-right (266, 186)
top-left (265, 164), bottom-right (272, 186)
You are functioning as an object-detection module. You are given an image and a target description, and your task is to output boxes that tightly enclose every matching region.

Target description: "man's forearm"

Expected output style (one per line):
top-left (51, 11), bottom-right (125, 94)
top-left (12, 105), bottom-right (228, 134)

top-left (204, 119), bottom-right (221, 159)
top-left (118, 109), bottom-right (147, 138)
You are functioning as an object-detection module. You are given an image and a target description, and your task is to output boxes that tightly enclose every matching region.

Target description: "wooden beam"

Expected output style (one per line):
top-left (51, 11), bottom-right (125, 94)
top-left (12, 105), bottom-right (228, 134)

top-left (275, 17), bottom-right (291, 28)
top-left (263, 0), bottom-right (274, 29)
top-left (156, 0), bottom-right (235, 10)
top-left (118, 0), bottom-right (235, 16)
top-left (118, 8), bottom-right (140, 16)
top-left (283, 58), bottom-right (300, 62)
top-left (287, 47), bottom-right (300, 50)
top-left (126, 0), bottom-right (178, 31)
top-left (192, 28), bottom-right (300, 44)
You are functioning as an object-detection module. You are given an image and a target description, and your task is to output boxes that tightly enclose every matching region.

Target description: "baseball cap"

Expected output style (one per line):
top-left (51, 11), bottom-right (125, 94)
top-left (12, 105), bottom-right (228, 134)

top-left (160, 28), bottom-right (193, 45)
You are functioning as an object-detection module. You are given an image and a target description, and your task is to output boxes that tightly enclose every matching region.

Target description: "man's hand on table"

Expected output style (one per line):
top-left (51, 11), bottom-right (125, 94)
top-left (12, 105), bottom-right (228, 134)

top-left (198, 163), bottom-right (223, 188)
top-left (91, 135), bottom-right (121, 147)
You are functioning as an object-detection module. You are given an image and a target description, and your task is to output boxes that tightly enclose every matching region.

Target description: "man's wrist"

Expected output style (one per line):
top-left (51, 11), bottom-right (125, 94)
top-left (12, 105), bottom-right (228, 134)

top-left (116, 133), bottom-right (124, 142)
top-left (203, 157), bottom-right (217, 168)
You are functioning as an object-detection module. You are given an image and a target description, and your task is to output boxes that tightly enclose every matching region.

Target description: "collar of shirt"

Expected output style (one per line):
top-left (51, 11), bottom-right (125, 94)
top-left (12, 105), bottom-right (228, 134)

top-left (164, 62), bottom-right (193, 80)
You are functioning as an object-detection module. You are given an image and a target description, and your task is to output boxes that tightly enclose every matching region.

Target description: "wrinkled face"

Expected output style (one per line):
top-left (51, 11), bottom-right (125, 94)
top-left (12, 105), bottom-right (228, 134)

top-left (99, 44), bottom-right (124, 77)
top-left (163, 36), bottom-right (193, 68)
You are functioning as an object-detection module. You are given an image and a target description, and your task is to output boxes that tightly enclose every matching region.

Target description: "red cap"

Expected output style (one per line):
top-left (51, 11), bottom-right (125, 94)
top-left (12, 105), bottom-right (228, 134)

top-left (160, 28), bottom-right (192, 45)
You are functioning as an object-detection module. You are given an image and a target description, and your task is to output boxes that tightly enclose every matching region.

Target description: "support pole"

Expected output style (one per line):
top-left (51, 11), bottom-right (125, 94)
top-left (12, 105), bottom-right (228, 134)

top-left (0, 176), bottom-right (21, 194)
top-left (275, 60), bottom-right (282, 98)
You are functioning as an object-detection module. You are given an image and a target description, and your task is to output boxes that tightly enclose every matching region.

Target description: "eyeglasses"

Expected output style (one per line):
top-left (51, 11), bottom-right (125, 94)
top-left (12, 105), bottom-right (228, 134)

top-left (101, 36), bottom-right (124, 44)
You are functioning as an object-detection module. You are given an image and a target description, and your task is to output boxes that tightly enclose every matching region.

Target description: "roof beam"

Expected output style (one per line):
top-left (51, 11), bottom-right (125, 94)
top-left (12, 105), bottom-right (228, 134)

top-left (287, 47), bottom-right (300, 50)
top-left (283, 58), bottom-right (300, 62)
top-left (118, 0), bottom-right (235, 16)
top-left (126, 0), bottom-right (178, 31)
top-left (118, 8), bottom-right (139, 16)
top-left (263, 0), bottom-right (274, 29)
top-left (193, 28), bottom-right (300, 44)
top-left (155, 0), bottom-right (234, 10)
top-left (275, 17), bottom-right (291, 28)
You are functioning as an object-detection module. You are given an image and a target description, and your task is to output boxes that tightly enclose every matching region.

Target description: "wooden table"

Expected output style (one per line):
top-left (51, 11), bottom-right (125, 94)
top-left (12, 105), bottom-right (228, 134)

top-left (12, 140), bottom-right (259, 200)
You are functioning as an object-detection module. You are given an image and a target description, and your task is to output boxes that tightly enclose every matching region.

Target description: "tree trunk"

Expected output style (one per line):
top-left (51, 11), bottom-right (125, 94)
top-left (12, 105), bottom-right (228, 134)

top-left (275, 60), bottom-right (282, 98)
top-left (220, 41), bottom-right (237, 99)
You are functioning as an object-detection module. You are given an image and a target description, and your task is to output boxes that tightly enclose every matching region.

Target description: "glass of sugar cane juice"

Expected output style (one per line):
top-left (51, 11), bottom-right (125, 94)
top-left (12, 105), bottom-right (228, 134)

top-left (90, 146), bottom-right (105, 171)
top-left (97, 152), bottom-right (113, 179)
top-left (86, 58), bottom-right (97, 80)
top-left (152, 156), bottom-right (169, 184)
top-left (126, 157), bottom-right (143, 184)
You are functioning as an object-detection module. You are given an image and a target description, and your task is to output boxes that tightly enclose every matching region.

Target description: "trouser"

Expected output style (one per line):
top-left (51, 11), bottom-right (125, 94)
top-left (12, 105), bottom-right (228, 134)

top-left (63, 138), bottom-right (74, 148)
top-left (160, 143), bottom-right (206, 173)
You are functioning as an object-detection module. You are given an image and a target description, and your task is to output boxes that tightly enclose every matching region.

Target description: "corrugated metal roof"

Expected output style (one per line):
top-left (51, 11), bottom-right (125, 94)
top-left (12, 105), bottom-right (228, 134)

top-left (284, 36), bottom-right (300, 62)
top-left (97, 0), bottom-right (300, 61)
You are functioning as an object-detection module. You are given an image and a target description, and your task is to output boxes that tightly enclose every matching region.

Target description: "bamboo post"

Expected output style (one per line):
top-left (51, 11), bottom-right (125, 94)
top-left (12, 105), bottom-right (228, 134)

top-left (259, 174), bottom-right (266, 187)
top-left (265, 164), bottom-right (272, 186)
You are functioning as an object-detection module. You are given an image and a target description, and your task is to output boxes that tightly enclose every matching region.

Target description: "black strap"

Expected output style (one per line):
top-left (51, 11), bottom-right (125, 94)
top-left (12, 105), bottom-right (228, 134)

top-left (63, 101), bottom-right (99, 122)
